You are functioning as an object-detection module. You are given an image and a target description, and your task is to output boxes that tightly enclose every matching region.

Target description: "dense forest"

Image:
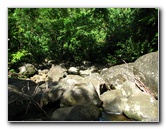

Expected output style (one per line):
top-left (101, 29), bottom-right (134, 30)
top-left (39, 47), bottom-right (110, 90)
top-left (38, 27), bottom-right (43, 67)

top-left (8, 8), bottom-right (158, 71)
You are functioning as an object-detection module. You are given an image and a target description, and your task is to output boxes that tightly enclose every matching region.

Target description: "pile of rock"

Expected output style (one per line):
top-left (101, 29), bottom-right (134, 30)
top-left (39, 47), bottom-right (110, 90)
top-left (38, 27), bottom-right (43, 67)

top-left (8, 52), bottom-right (159, 121)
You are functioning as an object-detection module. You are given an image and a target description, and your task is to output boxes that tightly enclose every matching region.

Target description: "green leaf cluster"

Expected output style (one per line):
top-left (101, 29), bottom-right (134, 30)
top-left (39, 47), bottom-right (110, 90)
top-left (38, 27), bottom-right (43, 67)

top-left (8, 8), bottom-right (158, 70)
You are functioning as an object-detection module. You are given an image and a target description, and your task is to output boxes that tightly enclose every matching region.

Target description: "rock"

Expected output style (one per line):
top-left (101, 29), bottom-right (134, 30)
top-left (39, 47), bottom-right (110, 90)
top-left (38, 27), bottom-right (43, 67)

top-left (134, 52), bottom-right (158, 85)
top-left (103, 97), bottom-right (127, 115)
top-left (68, 67), bottom-right (79, 74)
top-left (82, 60), bottom-right (91, 67)
top-left (51, 107), bottom-right (73, 121)
top-left (84, 73), bottom-right (106, 96)
top-left (120, 81), bottom-right (142, 98)
top-left (134, 52), bottom-right (158, 99)
top-left (8, 78), bottom-right (37, 95)
top-left (60, 83), bottom-right (102, 107)
top-left (47, 64), bottom-right (66, 82)
top-left (100, 90), bottom-right (127, 114)
top-left (79, 67), bottom-right (96, 77)
top-left (123, 92), bottom-right (158, 121)
top-left (19, 63), bottom-right (37, 77)
top-left (8, 78), bottom-right (38, 121)
top-left (65, 104), bottom-right (101, 121)
top-left (100, 90), bottom-right (121, 105)
top-left (30, 74), bottom-right (47, 83)
top-left (46, 75), bottom-right (85, 103)
top-left (47, 85), bottom-right (66, 102)
top-left (59, 75), bottom-right (84, 85)
top-left (101, 62), bottom-right (158, 99)
top-left (38, 69), bottom-right (49, 75)
top-left (100, 63), bottom-right (135, 90)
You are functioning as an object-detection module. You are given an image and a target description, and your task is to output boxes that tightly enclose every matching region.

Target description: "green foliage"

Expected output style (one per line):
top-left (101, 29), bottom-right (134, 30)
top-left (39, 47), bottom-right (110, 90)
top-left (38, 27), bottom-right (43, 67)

top-left (8, 8), bottom-right (158, 70)
top-left (10, 49), bottom-right (30, 63)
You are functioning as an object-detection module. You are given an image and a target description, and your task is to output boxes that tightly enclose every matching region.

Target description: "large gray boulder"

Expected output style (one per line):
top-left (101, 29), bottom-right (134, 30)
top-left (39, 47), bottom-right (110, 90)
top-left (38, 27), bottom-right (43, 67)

top-left (84, 73), bottom-right (106, 96)
top-left (47, 64), bottom-right (67, 82)
top-left (123, 92), bottom-right (158, 121)
top-left (100, 63), bottom-right (135, 90)
top-left (100, 90), bottom-right (127, 115)
top-left (60, 82), bottom-right (102, 107)
top-left (100, 62), bottom-right (158, 99)
top-left (134, 52), bottom-right (158, 86)
top-left (46, 75), bottom-right (85, 102)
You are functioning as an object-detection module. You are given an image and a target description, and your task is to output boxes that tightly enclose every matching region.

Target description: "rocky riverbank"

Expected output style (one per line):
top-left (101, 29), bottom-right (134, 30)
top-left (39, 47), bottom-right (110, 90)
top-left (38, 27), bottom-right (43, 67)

top-left (8, 52), bottom-right (159, 122)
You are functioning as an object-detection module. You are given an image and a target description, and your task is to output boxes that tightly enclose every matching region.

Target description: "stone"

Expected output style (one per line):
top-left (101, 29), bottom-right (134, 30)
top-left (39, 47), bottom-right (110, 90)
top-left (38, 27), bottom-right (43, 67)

top-left (59, 75), bottom-right (84, 85)
top-left (47, 85), bottom-right (66, 102)
top-left (65, 104), bottom-right (100, 121)
top-left (120, 81), bottom-right (142, 98)
top-left (60, 83), bottom-right (102, 107)
top-left (100, 90), bottom-right (127, 114)
top-left (79, 67), bottom-right (96, 77)
top-left (101, 61), bottom-right (158, 99)
top-left (123, 92), bottom-right (158, 121)
top-left (30, 74), bottom-right (47, 83)
top-left (19, 63), bottom-right (37, 77)
top-left (47, 64), bottom-right (66, 82)
top-left (84, 73), bottom-right (106, 96)
top-left (8, 78), bottom-right (38, 121)
top-left (103, 97), bottom-right (127, 115)
top-left (68, 67), bottom-right (79, 74)
top-left (100, 63), bottom-right (135, 90)
top-left (134, 52), bottom-right (158, 85)
top-left (51, 107), bottom-right (73, 121)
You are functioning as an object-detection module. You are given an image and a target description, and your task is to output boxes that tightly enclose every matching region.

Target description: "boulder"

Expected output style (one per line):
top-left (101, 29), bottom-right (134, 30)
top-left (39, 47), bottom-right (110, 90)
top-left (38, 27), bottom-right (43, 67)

top-left (8, 78), bottom-right (38, 121)
top-left (123, 92), bottom-right (158, 121)
top-left (51, 107), bottom-right (73, 121)
top-left (134, 52), bottom-right (158, 99)
top-left (134, 52), bottom-right (158, 85)
top-left (100, 90), bottom-right (127, 114)
top-left (19, 63), bottom-right (37, 77)
top-left (47, 64), bottom-right (67, 82)
top-left (101, 62), bottom-right (158, 99)
top-left (60, 83), bottom-right (102, 107)
top-left (59, 75), bottom-right (85, 85)
top-left (65, 104), bottom-right (100, 121)
top-left (68, 67), bottom-right (79, 74)
top-left (103, 97), bottom-right (127, 115)
top-left (46, 75), bottom-right (85, 103)
top-left (30, 74), bottom-right (47, 83)
top-left (100, 63), bottom-right (135, 90)
top-left (84, 73), bottom-right (106, 96)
